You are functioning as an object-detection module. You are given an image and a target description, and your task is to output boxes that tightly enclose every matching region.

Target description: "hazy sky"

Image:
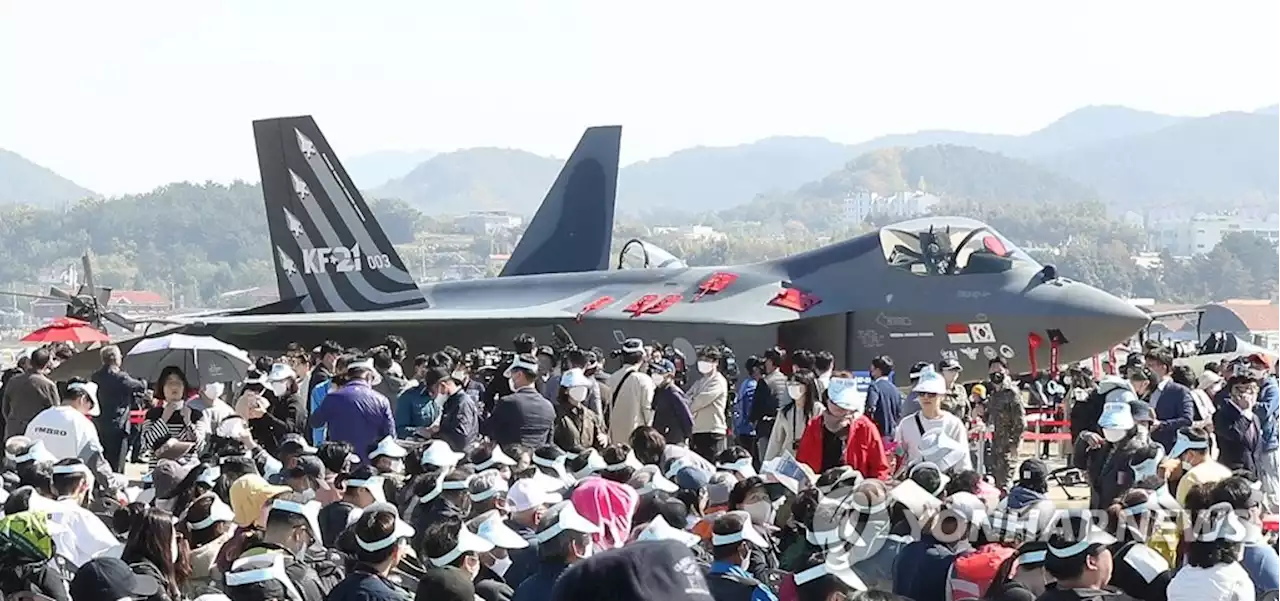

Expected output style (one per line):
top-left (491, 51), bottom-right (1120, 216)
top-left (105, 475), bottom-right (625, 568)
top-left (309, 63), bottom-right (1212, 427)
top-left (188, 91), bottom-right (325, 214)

top-left (2, 1), bottom-right (1276, 195)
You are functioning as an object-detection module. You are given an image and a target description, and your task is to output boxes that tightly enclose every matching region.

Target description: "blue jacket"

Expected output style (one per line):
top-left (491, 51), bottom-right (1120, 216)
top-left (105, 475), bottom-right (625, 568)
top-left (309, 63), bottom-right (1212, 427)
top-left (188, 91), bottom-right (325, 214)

top-left (1258, 376), bottom-right (1279, 451)
top-left (438, 389), bottom-right (479, 452)
top-left (653, 384), bottom-right (694, 445)
top-left (310, 379), bottom-right (331, 447)
top-left (308, 381), bottom-right (395, 462)
top-left (1151, 380), bottom-right (1194, 452)
top-left (706, 561), bottom-right (777, 601)
top-left (511, 561), bottom-right (569, 601)
top-left (865, 378), bottom-right (902, 439)
top-left (734, 379), bottom-right (757, 437)
top-left (394, 384), bottom-right (439, 438)
top-left (325, 569), bottom-right (408, 601)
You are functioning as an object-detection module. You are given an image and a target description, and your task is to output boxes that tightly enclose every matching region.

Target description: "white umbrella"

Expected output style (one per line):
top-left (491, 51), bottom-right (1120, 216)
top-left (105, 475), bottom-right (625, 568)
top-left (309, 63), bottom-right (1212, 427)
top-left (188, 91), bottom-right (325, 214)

top-left (124, 333), bottom-right (252, 386)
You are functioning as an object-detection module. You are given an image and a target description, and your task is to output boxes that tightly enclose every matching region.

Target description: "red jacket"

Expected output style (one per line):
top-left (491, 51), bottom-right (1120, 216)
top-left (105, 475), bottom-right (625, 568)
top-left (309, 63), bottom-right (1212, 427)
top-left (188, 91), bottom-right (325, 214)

top-left (795, 414), bottom-right (891, 479)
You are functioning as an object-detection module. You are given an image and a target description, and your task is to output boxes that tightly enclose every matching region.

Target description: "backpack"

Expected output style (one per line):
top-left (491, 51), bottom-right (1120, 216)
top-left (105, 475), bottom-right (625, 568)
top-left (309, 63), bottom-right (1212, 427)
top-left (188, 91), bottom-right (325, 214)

top-left (948, 544), bottom-right (1017, 601)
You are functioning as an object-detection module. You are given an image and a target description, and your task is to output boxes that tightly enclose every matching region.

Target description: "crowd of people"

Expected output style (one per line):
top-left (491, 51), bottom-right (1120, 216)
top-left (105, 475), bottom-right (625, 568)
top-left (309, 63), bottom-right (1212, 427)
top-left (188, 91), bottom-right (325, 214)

top-left (0, 331), bottom-right (1276, 601)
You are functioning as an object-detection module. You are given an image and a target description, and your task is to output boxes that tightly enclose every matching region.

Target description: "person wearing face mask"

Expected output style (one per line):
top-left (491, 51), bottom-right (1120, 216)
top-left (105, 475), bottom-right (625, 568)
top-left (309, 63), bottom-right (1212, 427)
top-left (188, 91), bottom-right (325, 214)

top-left (896, 366), bottom-right (974, 473)
top-left (245, 363), bottom-right (307, 456)
top-left (650, 361), bottom-right (695, 447)
top-left (1143, 350), bottom-right (1195, 454)
top-left (309, 357), bottom-right (396, 464)
top-left (726, 477), bottom-right (781, 581)
top-left (470, 510), bottom-right (530, 590)
top-left (688, 347), bottom-right (730, 461)
top-left (706, 511), bottom-right (779, 601)
top-left (429, 367), bottom-right (480, 452)
top-left (118, 505), bottom-right (191, 601)
top-left (554, 368), bottom-right (609, 452)
top-left (511, 501), bottom-right (602, 601)
top-left (235, 492), bottom-right (337, 601)
top-left (422, 516), bottom-right (511, 601)
top-left (604, 339), bottom-right (657, 449)
top-left (189, 381), bottom-right (234, 429)
top-left (794, 374), bottom-right (890, 479)
top-left (1214, 367), bottom-right (1267, 477)
top-left (1170, 426), bottom-right (1231, 506)
top-left (502, 478), bottom-right (562, 587)
top-left (1076, 388), bottom-right (1152, 510)
top-left (318, 465), bottom-right (387, 547)
top-left (484, 353), bottom-right (557, 449)
top-left (283, 455), bottom-right (328, 504)
top-left (764, 370), bottom-right (823, 462)
top-left (395, 355), bottom-right (441, 439)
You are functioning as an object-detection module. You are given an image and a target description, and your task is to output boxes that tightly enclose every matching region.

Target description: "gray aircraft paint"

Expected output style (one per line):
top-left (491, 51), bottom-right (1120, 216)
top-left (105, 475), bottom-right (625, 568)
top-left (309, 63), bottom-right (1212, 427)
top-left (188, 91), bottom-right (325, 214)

top-left (183, 116), bottom-right (1151, 385)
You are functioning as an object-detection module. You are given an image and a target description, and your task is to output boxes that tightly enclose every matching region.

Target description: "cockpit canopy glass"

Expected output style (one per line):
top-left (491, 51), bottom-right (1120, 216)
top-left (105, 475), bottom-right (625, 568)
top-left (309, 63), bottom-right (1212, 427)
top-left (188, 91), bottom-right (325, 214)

top-left (878, 217), bottom-right (1038, 276)
top-left (618, 239), bottom-right (688, 270)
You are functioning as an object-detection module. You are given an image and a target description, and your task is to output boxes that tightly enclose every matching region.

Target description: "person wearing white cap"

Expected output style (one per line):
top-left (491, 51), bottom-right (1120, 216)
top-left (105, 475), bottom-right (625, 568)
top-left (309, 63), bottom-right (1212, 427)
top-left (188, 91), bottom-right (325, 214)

top-left (794, 375), bottom-right (892, 480)
top-left (25, 378), bottom-right (119, 492)
top-left (553, 368), bottom-right (608, 452)
top-left (470, 441), bottom-right (518, 481)
top-left (469, 510), bottom-right (531, 585)
top-left (245, 363), bottom-right (308, 456)
top-left (794, 551), bottom-right (867, 600)
top-left (502, 477), bottom-right (565, 587)
top-left (511, 501), bottom-right (602, 601)
top-left (326, 505), bottom-right (416, 600)
top-left (894, 366), bottom-right (972, 472)
top-left (1171, 425), bottom-right (1232, 506)
top-left (603, 338), bottom-right (656, 447)
top-left (485, 353), bottom-right (556, 449)
top-left (419, 516), bottom-right (510, 599)
top-left (367, 435), bottom-right (408, 475)
top-left (706, 510), bottom-right (777, 601)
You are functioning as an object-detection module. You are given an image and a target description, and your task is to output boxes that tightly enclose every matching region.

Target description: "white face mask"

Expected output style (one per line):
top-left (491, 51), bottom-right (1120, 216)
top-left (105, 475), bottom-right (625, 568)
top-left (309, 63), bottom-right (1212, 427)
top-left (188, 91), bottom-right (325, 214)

top-left (508, 378), bottom-right (520, 391)
top-left (743, 499), bottom-right (776, 526)
top-left (170, 532), bottom-right (179, 562)
top-left (300, 488), bottom-right (316, 502)
top-left (697, 360), bottom-right (715, 374)
top-left (568, 387), bottom-right (588, 402)
top-left (1181, 460), bottom-right (1193, 471)
top-left (787, 384), bottom-right (805, 401)
top-left (1103, 428), bottom-right (1129, 443)
top-left (491, 554), bottom-right (513, 577)
top-left (434, 393), bottom-right (449, 406)
top-left (269, 381), bottom-right (290, 397)
top-left (386, 459), bottom-right (405, 474)
top-left (578, 540), bottom-right (595, 559)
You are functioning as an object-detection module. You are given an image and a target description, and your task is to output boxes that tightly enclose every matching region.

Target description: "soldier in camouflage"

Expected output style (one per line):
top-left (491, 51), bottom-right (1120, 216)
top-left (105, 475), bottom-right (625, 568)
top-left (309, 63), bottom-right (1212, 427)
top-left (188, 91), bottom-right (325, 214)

top-left (938, 358), bottom-right (970, 421)
top-left (985, 357), bottom-right (1026, 489)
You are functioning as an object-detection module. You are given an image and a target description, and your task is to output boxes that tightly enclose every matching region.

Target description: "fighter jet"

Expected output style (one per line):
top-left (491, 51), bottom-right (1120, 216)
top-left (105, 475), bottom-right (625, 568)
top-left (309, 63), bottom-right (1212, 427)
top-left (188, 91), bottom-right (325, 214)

top-left (170, 115), bottom-right (1151, 383)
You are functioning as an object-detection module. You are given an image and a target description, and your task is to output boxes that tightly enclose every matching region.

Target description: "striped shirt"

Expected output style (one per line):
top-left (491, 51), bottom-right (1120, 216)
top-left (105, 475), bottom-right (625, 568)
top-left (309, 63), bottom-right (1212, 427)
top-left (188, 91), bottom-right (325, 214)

top-left (140, 405), bottom-right (209, 468)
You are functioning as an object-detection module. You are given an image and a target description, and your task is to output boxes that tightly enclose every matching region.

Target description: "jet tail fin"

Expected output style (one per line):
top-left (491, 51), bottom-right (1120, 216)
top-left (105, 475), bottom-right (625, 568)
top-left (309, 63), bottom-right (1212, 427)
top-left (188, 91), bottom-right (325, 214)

top-left (253, 116), bottom-right (428, 312)
top-left (499, 126), bottom-right (621, 277)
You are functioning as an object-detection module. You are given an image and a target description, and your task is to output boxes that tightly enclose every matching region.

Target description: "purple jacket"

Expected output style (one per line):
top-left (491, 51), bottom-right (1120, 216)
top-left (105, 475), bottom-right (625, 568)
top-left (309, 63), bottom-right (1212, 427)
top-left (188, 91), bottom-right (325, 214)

top-left (308, 381), bottom-right (395, 461)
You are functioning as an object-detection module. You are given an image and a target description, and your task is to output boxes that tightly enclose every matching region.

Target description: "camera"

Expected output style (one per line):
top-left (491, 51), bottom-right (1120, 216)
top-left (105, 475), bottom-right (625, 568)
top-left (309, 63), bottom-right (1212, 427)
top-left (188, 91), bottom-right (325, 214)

top-left (989, 371), bottom-right (1006, 386)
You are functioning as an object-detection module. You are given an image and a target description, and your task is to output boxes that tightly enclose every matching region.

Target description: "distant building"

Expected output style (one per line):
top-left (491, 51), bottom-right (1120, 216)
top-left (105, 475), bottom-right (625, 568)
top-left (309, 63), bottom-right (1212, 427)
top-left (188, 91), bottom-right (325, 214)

top-left (650, 225), bottom-right (725, 241)
top-left (455, 211), bottom-right (523, 235)
top-left (31, 289), bottom-right (172, 321)
top-left (842, 190), bottom-right (940, 224)
top-left (1148, 213), bottom-right (1280, 256)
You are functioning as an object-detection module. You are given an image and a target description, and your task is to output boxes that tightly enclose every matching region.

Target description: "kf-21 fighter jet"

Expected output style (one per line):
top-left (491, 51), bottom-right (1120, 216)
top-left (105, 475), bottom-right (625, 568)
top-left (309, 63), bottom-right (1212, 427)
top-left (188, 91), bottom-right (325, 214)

top-left (169, 116), bottom-right (1151, 382)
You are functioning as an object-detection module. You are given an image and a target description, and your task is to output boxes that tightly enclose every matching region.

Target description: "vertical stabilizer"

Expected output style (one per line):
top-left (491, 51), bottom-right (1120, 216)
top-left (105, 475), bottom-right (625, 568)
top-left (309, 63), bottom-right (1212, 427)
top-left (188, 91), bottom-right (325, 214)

top-left (253, 116), bottom-right (428, 312)
top-left (499, 126), bottom-right (621, 277)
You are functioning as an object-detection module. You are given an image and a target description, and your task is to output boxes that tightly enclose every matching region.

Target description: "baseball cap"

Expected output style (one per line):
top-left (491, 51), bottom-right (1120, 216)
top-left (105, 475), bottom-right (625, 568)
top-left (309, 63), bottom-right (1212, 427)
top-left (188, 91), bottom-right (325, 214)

top-left (552, 540), bottom-right (713, 601)
top-left (503, 354), bottom-right (539, 377)
top-left (945, 492), bottom-right (987, 525)
top-left (673, 466), bottom-right (711, 491)
top-left (620, 338), bottom-right (644, 354)
top-left (937, 358), bottom-right (963, 373)
top-left (827, 378), bottom-right (866, 413)
top-left (635, 515), bottom-right (702, 547)
top-left (71, 557), bottom-right (161, 601)
top-left (152, 459), bottom-right (199, 500)
top-left (649, 360), bottom-right (675, 375)
top-left (354, 503), bottom-right (415, 552)
top-left (1017, 459), bottom-right (1048, 488)
top-left (471, 510), bottom-right (530, 549)
top-left (279, 433), bottom-right (318, 456)
top-left (908, 361), bottom-right (932, 380)
top-left (508, 478), bottom-right (563, 513)
top-left (347, 358), bottom-right (383, 386)
top-left (421, 439), bottom-right (465, 468)
top-left (369, 435), bottom-right (408, 461)
top-left (1169, 427), bottom-right (1211, 460)
top-left (417, 566), bottom-right (475, 601)
top-left (283, 455), bottom-right (325, 481)
top-left (66, 381), bottom-right (100, 417)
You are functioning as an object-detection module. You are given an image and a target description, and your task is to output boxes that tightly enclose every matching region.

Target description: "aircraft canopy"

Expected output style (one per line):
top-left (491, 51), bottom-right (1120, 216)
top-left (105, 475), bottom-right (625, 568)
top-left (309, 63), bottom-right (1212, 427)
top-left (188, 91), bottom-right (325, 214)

top-left (878, 216), bottom-right (1039, 276)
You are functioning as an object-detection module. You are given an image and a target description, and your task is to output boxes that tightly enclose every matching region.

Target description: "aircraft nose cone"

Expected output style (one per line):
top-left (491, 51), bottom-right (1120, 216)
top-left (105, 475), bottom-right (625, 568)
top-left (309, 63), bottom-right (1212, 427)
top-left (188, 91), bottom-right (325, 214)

top-left (1047, 282), bottom-right (1151, 362)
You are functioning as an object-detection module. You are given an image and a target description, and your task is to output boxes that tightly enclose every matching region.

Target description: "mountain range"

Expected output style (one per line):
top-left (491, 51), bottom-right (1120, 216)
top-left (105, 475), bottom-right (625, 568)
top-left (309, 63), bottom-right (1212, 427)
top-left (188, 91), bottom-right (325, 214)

top-left (2, 104), bottom-right (1276, 214)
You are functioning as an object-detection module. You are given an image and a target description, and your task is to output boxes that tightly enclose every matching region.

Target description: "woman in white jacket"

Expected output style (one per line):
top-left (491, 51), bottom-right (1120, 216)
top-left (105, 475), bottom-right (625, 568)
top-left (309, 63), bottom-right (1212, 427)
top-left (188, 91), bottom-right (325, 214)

top-left (764, 370), bottom-right (824, 461)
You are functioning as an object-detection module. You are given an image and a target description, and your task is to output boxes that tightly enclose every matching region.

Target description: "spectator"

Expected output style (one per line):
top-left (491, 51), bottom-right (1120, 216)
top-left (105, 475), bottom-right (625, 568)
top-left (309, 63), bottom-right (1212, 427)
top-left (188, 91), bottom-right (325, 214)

top-left (2, 347), bottom-right (59, 438)
top-left (687, 347), bottom-right (729, 460)
top-left (764, 370), bottom-right (822, 462)
top-left (651, 361), bottom-right (694, 447)
top-left (605, 339), bottom-right (656, 445)
top-left (90, 344), bottom-right (148, 471)
top-left (1145, 349), bottom-right (1195, 453)
top-left (485, 354), bottom-right (556, 448)
top-left (554, 369), bottom-right (608, 452)
top-left (795, 375), bottom-right (890, 479)
top-left (309, 357), bottom-right (395, 464)
top-left (749, 348), bottom-right (789, 462)
top-left (864, 355), bottom-right (902, 443)
top-left (432, 367), bottom-right (480, 452)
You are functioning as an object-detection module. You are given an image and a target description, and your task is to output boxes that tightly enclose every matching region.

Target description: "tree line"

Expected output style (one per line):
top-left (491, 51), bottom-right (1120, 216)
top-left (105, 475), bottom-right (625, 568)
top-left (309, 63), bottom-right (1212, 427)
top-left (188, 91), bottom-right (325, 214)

top-left (0, 184), bottom-right (1274, 308)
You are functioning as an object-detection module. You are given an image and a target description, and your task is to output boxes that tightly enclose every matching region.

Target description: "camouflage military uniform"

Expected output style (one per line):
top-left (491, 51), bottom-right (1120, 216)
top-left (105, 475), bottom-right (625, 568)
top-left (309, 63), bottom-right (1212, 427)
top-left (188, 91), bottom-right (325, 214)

top-left (986, 383), bottom-right (1026, 489)
top-left (942, 382), bottom-right (971, 421)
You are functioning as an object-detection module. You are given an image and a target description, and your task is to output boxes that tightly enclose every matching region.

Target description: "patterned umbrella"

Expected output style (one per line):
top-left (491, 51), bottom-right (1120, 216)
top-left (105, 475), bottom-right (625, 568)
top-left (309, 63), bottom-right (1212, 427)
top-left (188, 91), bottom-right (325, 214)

top-left (124, 333), bottom-right (251, 386)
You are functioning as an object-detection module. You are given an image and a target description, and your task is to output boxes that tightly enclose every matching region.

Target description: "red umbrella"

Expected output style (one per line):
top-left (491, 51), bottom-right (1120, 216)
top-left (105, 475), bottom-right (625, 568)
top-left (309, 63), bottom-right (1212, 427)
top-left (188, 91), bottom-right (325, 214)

top-left (21, 317), bottom-right (110, 344)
